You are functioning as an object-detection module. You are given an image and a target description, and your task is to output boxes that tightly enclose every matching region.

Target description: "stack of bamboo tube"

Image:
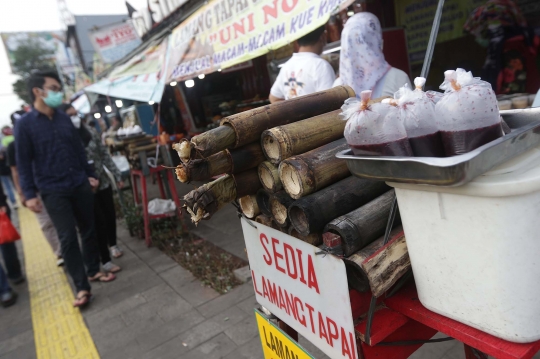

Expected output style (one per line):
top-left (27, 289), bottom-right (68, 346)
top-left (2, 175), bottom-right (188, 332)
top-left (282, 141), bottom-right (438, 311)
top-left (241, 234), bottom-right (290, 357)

top-left (174, 86), bottom-right (410, 296)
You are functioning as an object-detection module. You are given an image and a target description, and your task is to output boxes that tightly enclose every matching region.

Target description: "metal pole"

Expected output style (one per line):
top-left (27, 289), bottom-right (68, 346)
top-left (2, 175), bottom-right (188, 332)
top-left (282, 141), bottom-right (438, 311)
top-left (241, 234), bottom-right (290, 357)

top-left (420, 0), bottom-right (445, 79)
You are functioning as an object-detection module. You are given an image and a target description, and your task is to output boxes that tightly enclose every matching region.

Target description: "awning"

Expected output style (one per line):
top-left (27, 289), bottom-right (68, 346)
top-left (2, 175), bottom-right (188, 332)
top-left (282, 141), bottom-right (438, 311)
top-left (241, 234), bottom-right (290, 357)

top-left (84, 71), bottom-right (166, 103)
top-left (165, 0), bottom-right (353, 82)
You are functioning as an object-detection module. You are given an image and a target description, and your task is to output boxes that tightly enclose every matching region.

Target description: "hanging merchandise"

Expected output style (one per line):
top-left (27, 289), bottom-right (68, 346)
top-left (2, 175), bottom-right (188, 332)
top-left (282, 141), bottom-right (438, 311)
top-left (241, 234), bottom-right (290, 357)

top-left (395, 78), bottom-right (445, 157)
top-left (341, 90), bottom-right (413, 156)
top-left (435, 68), bottom-right (503, 156)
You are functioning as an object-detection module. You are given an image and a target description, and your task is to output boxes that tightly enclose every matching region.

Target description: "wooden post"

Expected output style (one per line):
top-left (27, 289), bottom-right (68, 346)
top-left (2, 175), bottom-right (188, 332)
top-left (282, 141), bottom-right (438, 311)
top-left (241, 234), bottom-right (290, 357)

top-left (239, 195), bottom-right (260, 219)
top-left (258, 161), bottom-right (282, 192)
top-left (261, 110), bottom-right (345, 164)
top-left (222, 86), bottom-right (355, 148)
top-left (343, 229), bottom-right (410, 297)
top-left (280, 139), bottom-right (350, 199)
top-left (288, 177), bottom-right (389, 236)
top-left (324, 190), bottom-right (399, 257)
top-left (269, 191), bottom-right (295, 227)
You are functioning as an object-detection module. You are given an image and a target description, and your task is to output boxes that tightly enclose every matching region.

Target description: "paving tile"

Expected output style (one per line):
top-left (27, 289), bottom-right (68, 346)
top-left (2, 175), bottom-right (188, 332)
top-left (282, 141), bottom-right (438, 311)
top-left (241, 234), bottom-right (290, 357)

top-left (197, 282), bottom-right (255, 318)
top-left (135, 309), bottom-right (206, 352)
top-left (199, 205), bottom-right (243, 235)
top-left (223, 336), bottom-right (264, 359)
top-left (298, 335), bottom-right (331, 359)
top-left (143, 335), bottom-right (191, 359)
top-left (178, 280), bottom-right (220, 307)
top-left (84, 293), bottom-right (147, 326)
top-left (409, 333), bottom-right (461, 359)
top-left (0, 329), bottom-right (34, 356)
top-left (236, 294), bottom-right (259, 315)
top-left (0, 342), bottom-right (36, 359)
top-left (99, 339), bottom-right (144, 359)
top-left (159, 265), bottom-right (196, 293)
top-left (220, 237), bottom-right (248, 261)
top-left (105, 275), bottom-right (162, 303)
top-left (144, 253), bottom-right (178, 273)
top-left (85, 315), bottom-right (127, 339)
top-left (224, 313), bottom-right (259, 345)
top-left (182, 333), bottom-right (237, 359)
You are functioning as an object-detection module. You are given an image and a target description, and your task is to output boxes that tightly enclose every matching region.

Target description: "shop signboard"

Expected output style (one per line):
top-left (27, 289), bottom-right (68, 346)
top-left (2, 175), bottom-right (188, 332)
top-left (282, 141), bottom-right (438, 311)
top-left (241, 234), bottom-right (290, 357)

top-left (89, 21), bottom-right (142, 64)
top-left (394, 0), bottom-right (485, 65)
top-left (108, 37), bottom-right (169, 79)
top-left (241, 218), bottom-right (358, 359)
top-left (166, 0), bottom-right (351, 82)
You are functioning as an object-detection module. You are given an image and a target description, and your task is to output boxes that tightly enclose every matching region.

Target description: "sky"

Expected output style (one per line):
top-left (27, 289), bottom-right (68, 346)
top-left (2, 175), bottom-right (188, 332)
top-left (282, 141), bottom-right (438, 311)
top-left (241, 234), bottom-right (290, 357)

top-left (0, 0), bottom-right (147, 127)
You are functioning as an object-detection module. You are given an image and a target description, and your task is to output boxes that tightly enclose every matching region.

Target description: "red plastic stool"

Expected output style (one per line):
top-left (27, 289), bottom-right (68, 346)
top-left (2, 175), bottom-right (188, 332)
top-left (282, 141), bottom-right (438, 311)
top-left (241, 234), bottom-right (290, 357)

top-left (131, 166), bottom-right (183, 246)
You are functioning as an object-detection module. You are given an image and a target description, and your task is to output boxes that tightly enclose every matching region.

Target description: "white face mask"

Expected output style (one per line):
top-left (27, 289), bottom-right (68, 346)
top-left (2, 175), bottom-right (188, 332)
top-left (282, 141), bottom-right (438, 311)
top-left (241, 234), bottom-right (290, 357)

top-left (71, 116), bottom-right (81, 128)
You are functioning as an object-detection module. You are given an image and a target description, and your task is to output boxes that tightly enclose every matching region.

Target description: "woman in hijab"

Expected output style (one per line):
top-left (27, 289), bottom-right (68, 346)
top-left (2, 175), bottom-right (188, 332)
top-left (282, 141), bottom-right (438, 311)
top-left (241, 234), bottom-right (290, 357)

top-left (334, 12), bottom-right (411, 98)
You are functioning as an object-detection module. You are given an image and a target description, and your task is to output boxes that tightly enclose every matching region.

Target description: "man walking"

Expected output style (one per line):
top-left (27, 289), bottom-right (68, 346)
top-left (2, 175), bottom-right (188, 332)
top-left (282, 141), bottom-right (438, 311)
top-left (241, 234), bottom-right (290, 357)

top-left (15, 70), bottom-right (113, 308)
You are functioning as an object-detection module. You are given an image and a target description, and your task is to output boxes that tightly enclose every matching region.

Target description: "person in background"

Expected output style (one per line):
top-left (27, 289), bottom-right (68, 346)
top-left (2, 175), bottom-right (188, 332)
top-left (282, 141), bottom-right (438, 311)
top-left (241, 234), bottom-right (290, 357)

top-left (0, 149), bottom-right (16, 208)
top-left (60, 104), bottom-right (124, 267)
top-left (269, 26), bottom-right (335, 103)
top-left (334, 12), bottom-right (411, 98)
top-left (7, 140), bottom-right (63, 266)
top-left (0, 176), bottom-right (24, 287)
top-left (16, 71), bottom-right (114, 308)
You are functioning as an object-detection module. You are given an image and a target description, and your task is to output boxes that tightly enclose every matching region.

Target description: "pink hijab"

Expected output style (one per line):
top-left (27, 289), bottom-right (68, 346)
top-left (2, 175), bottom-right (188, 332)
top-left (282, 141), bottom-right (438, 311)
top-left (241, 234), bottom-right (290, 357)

top-left (339, 13), bottom-right (391, 96)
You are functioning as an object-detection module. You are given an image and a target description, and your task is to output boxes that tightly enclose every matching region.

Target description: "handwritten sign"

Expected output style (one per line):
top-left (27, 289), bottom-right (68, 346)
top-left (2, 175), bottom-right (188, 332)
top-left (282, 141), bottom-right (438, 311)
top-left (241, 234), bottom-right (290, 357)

top-left (241, 219), bottom-right (358, 359)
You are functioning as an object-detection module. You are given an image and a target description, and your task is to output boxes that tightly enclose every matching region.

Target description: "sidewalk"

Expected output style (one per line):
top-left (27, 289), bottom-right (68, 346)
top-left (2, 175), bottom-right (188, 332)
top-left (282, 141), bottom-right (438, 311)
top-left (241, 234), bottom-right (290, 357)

top-left (1, 178), bottom-right (538, 359)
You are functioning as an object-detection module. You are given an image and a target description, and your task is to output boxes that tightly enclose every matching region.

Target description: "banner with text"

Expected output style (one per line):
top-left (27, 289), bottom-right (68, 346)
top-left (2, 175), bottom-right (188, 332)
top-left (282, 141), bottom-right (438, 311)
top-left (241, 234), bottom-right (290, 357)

top-left (241, 219), bottom-right (358, 359)
top-left (166, 0), bottom-right (348, 82)
top-left (89, 21), bottom-right (142, 64)
top-left (394, 0), bottom-right (484, 65)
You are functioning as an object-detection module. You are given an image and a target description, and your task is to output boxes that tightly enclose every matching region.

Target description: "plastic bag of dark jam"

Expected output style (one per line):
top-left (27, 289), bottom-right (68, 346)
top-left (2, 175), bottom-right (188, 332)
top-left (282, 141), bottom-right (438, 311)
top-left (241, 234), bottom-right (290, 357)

top-left (435, 69), bottom-right (502, 156)
top-left (341, 90), bottom-right (413, 157)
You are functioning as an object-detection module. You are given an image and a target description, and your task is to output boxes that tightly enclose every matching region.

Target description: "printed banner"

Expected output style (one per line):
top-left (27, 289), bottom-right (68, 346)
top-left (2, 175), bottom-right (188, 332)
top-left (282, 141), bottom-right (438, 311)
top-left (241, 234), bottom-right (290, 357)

top-left (241, 219), bottom-right (358, 359)
top-left (166, 0), bottom-right (348, 82)
top-left (108, 37), bottom-right (169, 79)
top-left (394, 0), bottom-right (485, 65)
top-left (1, 32), bottom-right (63, 72)
top-left (89, 21), bottom-right (142, 64)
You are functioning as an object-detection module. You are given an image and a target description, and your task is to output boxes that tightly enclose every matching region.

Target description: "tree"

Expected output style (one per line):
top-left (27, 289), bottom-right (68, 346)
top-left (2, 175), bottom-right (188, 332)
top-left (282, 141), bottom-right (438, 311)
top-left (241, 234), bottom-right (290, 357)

top-left (10, 37), bottom-right (58, 104)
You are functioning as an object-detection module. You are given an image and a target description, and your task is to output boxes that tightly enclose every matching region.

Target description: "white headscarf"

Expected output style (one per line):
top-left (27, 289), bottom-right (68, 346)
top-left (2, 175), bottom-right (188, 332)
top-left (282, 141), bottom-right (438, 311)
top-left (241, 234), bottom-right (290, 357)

top-left (339, 13), bottom-right (391, 97)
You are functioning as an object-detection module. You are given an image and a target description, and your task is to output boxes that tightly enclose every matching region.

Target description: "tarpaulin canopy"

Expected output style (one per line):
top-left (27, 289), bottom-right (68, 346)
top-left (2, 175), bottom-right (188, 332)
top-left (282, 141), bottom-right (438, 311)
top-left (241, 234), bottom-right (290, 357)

top-left (165, 0), bottom-right (352, 82)
top-left (84, 72), bottom-right (166, 103)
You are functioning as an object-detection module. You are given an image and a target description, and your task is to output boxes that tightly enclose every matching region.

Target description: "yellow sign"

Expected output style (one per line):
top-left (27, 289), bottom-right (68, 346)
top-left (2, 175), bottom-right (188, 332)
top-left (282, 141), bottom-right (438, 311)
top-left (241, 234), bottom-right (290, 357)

top-left (255, 310), bottom-right (314, 359)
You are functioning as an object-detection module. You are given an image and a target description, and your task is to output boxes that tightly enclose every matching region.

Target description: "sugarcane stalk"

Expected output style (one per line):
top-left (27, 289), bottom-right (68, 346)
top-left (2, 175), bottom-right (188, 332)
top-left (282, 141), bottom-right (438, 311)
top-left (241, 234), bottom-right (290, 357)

top-left (261, 110), bottom-right (345, 164)
top-left (324, 190), bottom-right (399, 257)
top-left (221, 86), bottom-right (355, 148)
top-left (280, 139), bottom-right (350, 199)
top-left (258, 161), bottom-right (282, 192)
top-left (239, 195), bottom-right (260, 219)
top-left (288, 177), bottom-right (390, 236)
top-left (269, 191), bottom-right (295, 227)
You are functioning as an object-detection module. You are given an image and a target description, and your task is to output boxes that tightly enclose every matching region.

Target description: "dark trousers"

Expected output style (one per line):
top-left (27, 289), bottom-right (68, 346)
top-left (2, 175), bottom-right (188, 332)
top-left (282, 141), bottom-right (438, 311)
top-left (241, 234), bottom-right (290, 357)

top-left (0, 208), bottom-right (22, 280)
top-left (94, 186), bottom-right (117, 264)
top-left (41, 184), bottom-right (100, 293)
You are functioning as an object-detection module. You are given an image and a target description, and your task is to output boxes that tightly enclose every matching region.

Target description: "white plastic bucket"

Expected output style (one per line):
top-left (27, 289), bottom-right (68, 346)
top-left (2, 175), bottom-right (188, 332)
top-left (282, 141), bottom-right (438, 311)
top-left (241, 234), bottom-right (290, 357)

top-left (388, 145), bottom-right (540, 342)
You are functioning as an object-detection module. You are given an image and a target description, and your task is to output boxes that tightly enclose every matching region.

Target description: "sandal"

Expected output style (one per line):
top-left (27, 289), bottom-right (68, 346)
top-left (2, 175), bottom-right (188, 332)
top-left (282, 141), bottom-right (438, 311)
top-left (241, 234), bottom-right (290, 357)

top-left (110, 246), bottom-right (123, 258)
top-left (103, 262), bottom-right (122, 273)
top-left (73, 292), bottom-right (93, 308)
top-left (88, 272), bottom-right (116, 282)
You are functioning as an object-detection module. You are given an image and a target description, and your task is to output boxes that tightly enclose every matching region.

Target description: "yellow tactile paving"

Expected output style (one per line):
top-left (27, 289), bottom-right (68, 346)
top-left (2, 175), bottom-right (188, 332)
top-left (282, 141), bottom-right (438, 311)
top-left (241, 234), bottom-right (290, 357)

top-left (19, 205), bottom-right (100, 359)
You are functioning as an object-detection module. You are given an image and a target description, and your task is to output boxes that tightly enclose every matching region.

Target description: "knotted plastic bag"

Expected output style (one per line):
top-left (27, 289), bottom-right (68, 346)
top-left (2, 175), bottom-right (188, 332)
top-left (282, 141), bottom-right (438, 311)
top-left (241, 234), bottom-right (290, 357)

top-left (395, 78), bottom-right (445, 157)
top-left (435, 69), bottom-right (502, 156)
top-left (0, 212), bottom-right (20, 245)
top-left (341, 90), bottom-right (413, 156)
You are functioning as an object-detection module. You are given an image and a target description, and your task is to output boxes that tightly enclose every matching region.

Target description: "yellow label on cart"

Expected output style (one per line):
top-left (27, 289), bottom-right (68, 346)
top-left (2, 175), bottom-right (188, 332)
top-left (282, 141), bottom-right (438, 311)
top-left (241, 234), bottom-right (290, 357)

top-left (255, 310), bottom-right (314, 359)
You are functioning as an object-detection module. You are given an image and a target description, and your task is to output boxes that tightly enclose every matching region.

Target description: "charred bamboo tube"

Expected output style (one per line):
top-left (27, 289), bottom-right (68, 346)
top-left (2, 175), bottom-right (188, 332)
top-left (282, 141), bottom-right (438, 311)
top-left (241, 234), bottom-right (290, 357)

top-left (269, 191), bottom-right (295, 227)
top-left (324, 190), bottom-right (399, 257)
top-left (173, 126), bottom-right (236, 162)
top-left (280, 139), bottom-right (350, 199)
top-left (258, 161), bottom-right (282, 192)
top-left (255, 215), bottom-right (273, 227)
top-left (176, 143), bottom-right (265, 183)
top-left (289, 228), bottom-right (323, 246)
top-left (239, 195), bottom-right (260, 219)
top-left (343, 229), bottom-right (410, 297)
top-left (261, 110), bottom-right (345, 164)
top-left (183, 170), bottom-right (260, 223)
top-left (221, 86), bottom-right (355, 148)
top-left (256, 189), bottom-right (273, 217)
top-left (289, 177), bottom-right (390, 236)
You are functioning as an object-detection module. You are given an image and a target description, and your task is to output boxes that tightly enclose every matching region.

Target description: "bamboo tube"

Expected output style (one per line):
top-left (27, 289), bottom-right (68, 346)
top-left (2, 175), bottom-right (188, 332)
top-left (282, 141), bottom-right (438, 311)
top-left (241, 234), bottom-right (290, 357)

top-left (288, 177), bottom-right (390, 236)
top-left (175, 143), bottom-right (265, 183)
top-left (343, 229), bottom-right (410, 297)
top-left (239, 195), bottom-right (260, 219)
top-left (183, 170), bottom-right (260, 223)
top-left (256, 189), bottom-right (273, 217)
top-left (255, 215), bottom-right (273, 227)
top-left (258, 161), bottom-right (282, 192)
top-left (269, 191), bottom-right (295, 227)
top-left (324, 190), bottom-right (399, 257)
top-left (173, 126), bottom-right (236, 163)
top-left (261, 110), bottom-right (345, 164)
top-left (221, 86), bottom-right (355, 148)
top-left (279, 139), bottom-right (350, 199)
top-left (289, 227), bottom-right (323, 246)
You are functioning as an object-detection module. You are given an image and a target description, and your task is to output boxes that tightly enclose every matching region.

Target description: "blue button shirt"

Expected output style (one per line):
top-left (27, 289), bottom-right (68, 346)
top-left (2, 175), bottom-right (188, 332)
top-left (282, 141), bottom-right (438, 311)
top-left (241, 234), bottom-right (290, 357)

top-left (15, 109), bottom-right (97, 200)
